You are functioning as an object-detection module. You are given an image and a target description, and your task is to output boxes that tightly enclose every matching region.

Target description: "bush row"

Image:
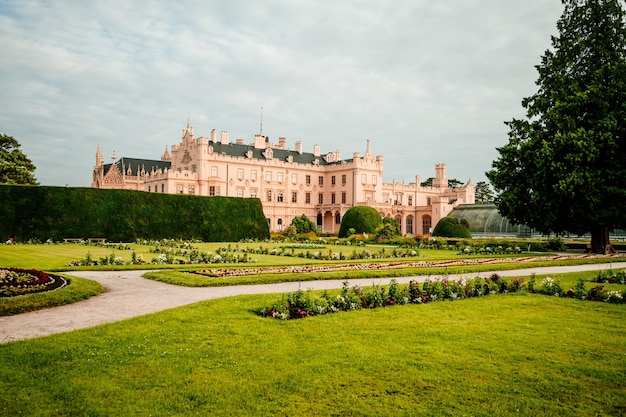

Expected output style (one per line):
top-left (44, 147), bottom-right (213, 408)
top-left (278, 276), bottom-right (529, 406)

top-left (258, 274), bottom-right (626, 320)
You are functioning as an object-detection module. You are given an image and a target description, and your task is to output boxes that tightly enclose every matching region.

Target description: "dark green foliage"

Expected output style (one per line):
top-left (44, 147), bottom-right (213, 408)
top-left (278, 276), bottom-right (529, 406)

top-left (546, 236), bottom-right (567, 251)
top-left (0, 185), bottom-right (269, 242)
top-left (487, 0), bottom-right (626, 253)
top-left (376, 223), bottom-right (398, 241)
top-left (474, 181), bottom-right (495, 204)
top-left (432, 216), bottom-right (472, 238)
top-left (420, 177), bottom-right (463, 188)
top-left (338, 206), bottom-right (382, 238)
top-left (290, 214), bottom-right (317, 234)
top-left (382, 217), bottom-right (400, 235)
top-left (0, 134), bottom-right (38, 185)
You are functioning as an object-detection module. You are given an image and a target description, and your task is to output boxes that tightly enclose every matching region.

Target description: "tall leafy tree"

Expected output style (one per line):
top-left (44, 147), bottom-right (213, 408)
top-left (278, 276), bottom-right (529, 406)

top-left (0, 134), bottom-right (38, 185)
top-left (487, 0), bottom-right (626, 253)
top-left (475, 181), bottom-right (495, 204)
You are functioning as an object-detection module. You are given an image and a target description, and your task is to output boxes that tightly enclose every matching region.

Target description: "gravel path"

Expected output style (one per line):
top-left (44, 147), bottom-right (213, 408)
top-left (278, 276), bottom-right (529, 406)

top-left (1, 262), bottom-right (624, 344)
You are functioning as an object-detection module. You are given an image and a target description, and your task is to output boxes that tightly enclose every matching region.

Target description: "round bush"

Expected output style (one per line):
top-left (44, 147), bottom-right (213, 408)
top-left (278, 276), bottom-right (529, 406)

top-left (432, 216), bottom-right (472, 238)
top-left (338, 206), bottom-right (382, 238)
top-left (290, 214), bottom-right (317, 234)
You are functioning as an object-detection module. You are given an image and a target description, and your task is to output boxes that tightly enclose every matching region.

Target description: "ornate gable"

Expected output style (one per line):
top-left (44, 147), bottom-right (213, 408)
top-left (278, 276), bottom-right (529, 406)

top-left (103, 164), bottom-right (123, 185)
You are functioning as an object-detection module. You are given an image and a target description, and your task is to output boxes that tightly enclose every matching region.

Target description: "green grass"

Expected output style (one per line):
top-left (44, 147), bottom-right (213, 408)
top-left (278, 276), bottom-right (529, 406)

top-left (144, 256), bottom-right (625, 287)
top-left (0, 291), bottom-right (624, 416)
top-left (0, 274), bottom-right (104, 315)
top-left (2, 241), bottom-right (617, 272)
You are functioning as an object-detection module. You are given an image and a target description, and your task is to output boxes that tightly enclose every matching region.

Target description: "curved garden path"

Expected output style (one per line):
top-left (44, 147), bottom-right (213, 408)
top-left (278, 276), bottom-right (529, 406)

top-left (1, 262), bottom-right (625, 344)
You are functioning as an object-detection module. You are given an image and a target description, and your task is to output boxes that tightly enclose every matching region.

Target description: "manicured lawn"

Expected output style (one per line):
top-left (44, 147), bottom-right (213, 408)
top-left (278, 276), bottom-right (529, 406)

top-left (2, 241), bottom-right (617, 272)
top-left (0, 291), bottom-right (624, 416)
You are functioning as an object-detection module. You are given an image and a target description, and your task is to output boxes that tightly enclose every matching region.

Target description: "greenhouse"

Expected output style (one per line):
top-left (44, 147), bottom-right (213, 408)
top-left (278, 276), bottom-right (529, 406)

top-left (449, 204), bottom-right (626, 239)
top-left (448, 204), bottom-right (536, 237)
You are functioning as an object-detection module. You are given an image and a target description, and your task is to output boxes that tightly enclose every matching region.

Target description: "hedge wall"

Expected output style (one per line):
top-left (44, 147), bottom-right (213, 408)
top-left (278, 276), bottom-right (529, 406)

top-left (0, 185), bottom-right (269, 242)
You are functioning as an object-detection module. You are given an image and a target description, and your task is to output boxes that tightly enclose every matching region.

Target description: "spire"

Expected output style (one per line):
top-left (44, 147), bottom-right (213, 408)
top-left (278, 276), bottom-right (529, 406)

top-left (162, 145), bottom-right (171, 161)
top-left (364, 139), bottom-right (373, 159)
top-left (95, 144), bottom-right (103, 167)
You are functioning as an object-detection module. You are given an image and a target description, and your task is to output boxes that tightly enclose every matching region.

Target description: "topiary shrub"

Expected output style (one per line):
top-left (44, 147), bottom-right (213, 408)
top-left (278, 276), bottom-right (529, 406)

top-left (432, 216), bottom-right (472, 239)
top-left (338, 206), bottom-right (382, 238)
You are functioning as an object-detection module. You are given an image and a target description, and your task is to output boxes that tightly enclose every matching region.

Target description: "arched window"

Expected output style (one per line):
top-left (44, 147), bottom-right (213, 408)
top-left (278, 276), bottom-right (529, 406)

top-left (277, 218), bottom-right (283, 230)
top-left (406, 215), bottom-right (414, 234)
top-left (422, 215), bottom-right (432, 235)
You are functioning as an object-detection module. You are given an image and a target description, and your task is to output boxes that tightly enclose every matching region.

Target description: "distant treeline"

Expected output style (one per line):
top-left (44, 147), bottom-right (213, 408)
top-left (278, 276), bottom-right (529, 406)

top-left (0, 185), bottom-right (270, 242)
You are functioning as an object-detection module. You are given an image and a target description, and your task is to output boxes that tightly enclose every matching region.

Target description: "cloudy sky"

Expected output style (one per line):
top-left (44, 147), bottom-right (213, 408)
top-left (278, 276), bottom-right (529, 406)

top-left (0, 0), bottom-right (564, 187)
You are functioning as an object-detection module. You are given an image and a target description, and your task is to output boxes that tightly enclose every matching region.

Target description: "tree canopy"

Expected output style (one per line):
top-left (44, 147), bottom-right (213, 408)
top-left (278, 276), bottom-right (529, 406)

top-left (474, 181), bottom-right (495, 204)
top-left (0, 134), bottom-right (38, 185)
top-left (420, 177), bottom-right (463, 188)
top-left (486, 0), bottom-right (626, 253)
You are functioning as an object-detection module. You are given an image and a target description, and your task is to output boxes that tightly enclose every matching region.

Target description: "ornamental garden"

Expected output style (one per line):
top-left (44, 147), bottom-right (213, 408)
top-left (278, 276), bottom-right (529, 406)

top-left (1, 234), bottom-right (625, 416)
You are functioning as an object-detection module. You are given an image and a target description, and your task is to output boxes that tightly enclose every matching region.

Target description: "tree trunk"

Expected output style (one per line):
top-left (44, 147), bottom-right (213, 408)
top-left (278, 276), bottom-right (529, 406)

top-left (590, 226), bottom-right (615, 254)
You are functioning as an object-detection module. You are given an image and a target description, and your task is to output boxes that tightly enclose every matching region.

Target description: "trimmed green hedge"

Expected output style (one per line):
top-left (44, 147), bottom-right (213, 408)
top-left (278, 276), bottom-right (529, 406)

top-left (338, 206), bottom-right (382, 238)
top-left (0, 185), bottom-right (269, 242)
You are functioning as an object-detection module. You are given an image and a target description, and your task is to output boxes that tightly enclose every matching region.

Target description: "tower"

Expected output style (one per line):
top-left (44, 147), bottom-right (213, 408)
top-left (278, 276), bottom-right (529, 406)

top-left (95, 144), bottom-right (103, 167)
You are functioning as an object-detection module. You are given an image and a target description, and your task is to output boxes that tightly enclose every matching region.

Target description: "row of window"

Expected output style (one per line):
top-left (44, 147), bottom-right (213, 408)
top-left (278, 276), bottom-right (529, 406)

top-left (263, 190), bottom-right (348, 204)
top-left (152, 184), bottom-right (429, 209)
top-left (228, 168), bottom-right (378, 186)
top-left (194, 186), bottom-right (350, 204)
top-left (147, 184), bottom-right (166, 193)
top-left (383, 194), bottom-right (415, 206)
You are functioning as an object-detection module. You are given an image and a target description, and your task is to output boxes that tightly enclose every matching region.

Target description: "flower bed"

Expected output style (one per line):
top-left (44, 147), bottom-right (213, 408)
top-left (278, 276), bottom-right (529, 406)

top-left (196, 254), bottom-right (613, 278)
top-left (0, 268), bottom-right (67, 297)
top-left (258, 274), bottom-right (626, 320)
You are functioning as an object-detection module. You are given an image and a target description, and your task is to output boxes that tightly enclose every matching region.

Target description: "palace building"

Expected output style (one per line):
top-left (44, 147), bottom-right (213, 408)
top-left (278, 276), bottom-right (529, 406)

top-left (92, 122), bottom-right (475, 234)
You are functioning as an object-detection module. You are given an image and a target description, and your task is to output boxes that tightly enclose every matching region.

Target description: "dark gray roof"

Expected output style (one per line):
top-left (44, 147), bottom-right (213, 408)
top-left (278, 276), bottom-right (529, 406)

top-left (104, 158), bottom-right (171, 176)
top-left (209, 141), bottom-right (344, 166)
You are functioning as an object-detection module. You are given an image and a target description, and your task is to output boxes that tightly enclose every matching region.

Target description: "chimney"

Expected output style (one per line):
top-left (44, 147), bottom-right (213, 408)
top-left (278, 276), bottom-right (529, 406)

top-left (210, 129), bottom-right (217, 142)
top-left (254, 134), bottom-right (266, 149)
top-left (313, 144), bottom-right (320, 157)
top-left (295, 141), bottom-right (303, 154)
top-left (220, 131), bottom-right (229, 145)
top-left (278, 137), bottom-right (287, 149)
top-left (236, 138), bottom-right (244, 145)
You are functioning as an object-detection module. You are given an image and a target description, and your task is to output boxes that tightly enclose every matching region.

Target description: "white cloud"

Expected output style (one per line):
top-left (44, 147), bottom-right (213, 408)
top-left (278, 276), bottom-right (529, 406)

top-left (0, 0), bottom-right (564, 186)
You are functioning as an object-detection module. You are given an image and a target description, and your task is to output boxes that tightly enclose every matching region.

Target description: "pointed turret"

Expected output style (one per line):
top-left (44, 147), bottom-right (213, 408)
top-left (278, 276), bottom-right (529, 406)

top-left (95, 144), bottom-right (103, 167)
top-left (162, 145), bottom-right (171, 161)
top-left (364, 139), bottom-right (373, 159)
